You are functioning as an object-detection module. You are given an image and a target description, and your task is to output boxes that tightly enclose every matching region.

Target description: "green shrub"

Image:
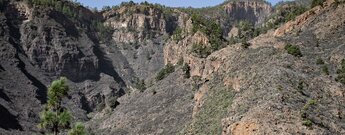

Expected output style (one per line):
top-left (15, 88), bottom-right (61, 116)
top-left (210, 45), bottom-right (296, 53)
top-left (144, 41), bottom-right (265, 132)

top-left (285, 44), bottom-right (302, 57)
top-left (303, 99), bottom-right (317, 111)
top-left (107, 96), bottom-right (118, 109)
top-left (297, 81), bottom-right (304, 91)
top-left (155, 63), bottom-right (175, 81)
top-left (135, 79), bottom-right (146, 92)
top-left (301, 99), bottom-right (317, 122)
top-left (307, 99), bottom-right (317, 106)
top-left (191, 43), bottom-right (211, 58)
top-left (120, 1), bottom-right (135, 7)
top-left (241, 41), bottom-right (251, 49)
top-left (277, 85), bottom-right (283, 91)
top-left (68, 122), bottom-right (87, 135)
top-left (191, 13), bottom-right (223, 57)
top-left (182, 64), bottom-right (191, 78)
top-left (322, 65), bottom-right (329, 75)
top-left (316, 58), bottom-right (324, 65)
top-left (238, 21), bottom-right (253, 31)
top-left (302, 120), bottom-right (313, 127)
top-left (172, 27), bottom-right (183, 42)
top-left (336, 59), bottom-right (345, 84)
top-left (27, 0), bottom-right (78, 17)
top-left (236, 20), bottom-right (255, 44)
top-left (285, 6), bottom-right (307, 22)
top-left (192, 75), bottom-right (202, 82)
top-left (311, 0), bottom-right (326, 8)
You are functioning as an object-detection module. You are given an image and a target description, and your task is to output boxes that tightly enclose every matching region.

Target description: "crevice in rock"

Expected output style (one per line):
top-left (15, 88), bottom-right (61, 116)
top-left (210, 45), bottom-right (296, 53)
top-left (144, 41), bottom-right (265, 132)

top-left (4, 6), bottom-right (47, 103)
top-left (0, 88), bottom-right (11, 102)
top-left (16, 55), bottom-right (47, 103)
top-left (93, 44), bottom-right (126, 88)
top-left (0, 104), bottom-right (23, 130)
top-left (80, 93), bottom-right (92, 113)
top-left (0, 64), bottom-right (4, 72)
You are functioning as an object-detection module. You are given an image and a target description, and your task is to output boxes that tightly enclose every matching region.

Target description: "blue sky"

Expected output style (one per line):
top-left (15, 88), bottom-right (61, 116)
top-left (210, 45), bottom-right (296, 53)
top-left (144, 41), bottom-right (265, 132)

top-left (77, 0), bottom-right (288, 9)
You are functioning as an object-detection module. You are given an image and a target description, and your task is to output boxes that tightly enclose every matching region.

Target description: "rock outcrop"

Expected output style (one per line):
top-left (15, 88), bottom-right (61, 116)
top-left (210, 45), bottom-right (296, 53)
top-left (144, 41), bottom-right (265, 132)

top-left (274, 0), bottom-right (337, 37)
top-left (223, 0), bottom-right (273, 25)
top-left (101, 4), bottom-right (180, 80)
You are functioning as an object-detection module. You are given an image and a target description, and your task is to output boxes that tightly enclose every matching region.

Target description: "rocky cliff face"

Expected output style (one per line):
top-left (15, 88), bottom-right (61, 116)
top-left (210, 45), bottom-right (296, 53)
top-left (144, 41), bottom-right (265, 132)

top-left (21, 10), bottom-right (100, 82)
top-left (0, 1), bottom-right (125, 133)
top-left (1, 0), bottom-right (345, 135)
top-left (223, 1), bottom-right (273, 25)
top-left (101, 4), bottom-right (179, 80)
top-left (104, 5), bottom-right (168, 43)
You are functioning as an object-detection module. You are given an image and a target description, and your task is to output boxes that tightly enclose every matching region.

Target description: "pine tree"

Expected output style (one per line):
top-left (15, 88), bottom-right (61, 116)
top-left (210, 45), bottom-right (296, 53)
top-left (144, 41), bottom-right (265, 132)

top-left (68, 122), bottom-right (88, 135)
top-left (38, 77), bottom-right (72, 135)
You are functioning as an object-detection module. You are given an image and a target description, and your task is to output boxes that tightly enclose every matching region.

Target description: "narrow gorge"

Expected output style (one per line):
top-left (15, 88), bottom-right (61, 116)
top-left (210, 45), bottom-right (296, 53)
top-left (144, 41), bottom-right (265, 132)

top-left (0, 0), bottom-right (344, 134)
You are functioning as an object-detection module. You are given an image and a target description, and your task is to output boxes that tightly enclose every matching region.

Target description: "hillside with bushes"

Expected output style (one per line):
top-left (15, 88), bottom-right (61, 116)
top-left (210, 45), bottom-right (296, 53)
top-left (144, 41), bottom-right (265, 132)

top-left (0, 0), bottom-right (345, 134)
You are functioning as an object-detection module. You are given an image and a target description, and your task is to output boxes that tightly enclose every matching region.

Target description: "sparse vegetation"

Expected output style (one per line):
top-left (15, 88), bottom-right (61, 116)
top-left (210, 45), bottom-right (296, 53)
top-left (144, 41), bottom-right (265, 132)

top-left (335, 59), bottom-right (345, 84)
top-left (92, 21), bottom-right (113, 41)
top-left (311, 0), bottom-right (326, 8)
top-left (284, 6), bottom-right (307, 22)
top-left (258, 3), bottom-right (307, 35)
top-left (302, 119), bottom-right (313, 127)
top-left (183, 81), bottom-right (234, 134)
top-left (107, 96), bottom-right (119, 109)
top-left (302, 99), bottom-right (317, 112)
top-left (285, 44), bottom-right (302, 57)
top-left (335, 0), bottom-right (345, 5)
top-left (120, 0), bottom-right (136, 7)
top-left (232, 20), bottom-right (255, 44)
top-left (38, 77), bottom-right (88, 135)
top-left (241, 41), bottom-right (251, 49)
top-left (210, 56), bottom-right (217, 61)
top-left (172, 27), bottom-right (183, 42)
top-left (25, 0), bottom-right (113, 42)
top-left (135, 79), bottom-right (146, 92)
top-left (156, 63), bottom-right (175, 81)
top-left (316, 58), bottom-right (325, 65)
top-left (277, 85), bottom-right (283, 91)
top-left (191, 13), bottom-right (223, 57)
top-left (297, 81), bottom-right (304, 91)
top-left (301, 99), bottom-right (316, 127)
top-left (322, 65), bottom-right (329, 75)
top-left (26, 0), bottom-right (78, 17)
top-left (182, 63), bottom-right (191, 78)
top-left (68, 122), bottom-right (88, 135)
top-left (191, 43), bottom-right (212, 58)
